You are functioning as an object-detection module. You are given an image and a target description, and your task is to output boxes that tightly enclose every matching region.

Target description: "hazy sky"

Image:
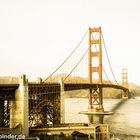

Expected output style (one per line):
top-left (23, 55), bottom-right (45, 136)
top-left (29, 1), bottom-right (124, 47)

top-left (0, 0), bottom-right (140, 84)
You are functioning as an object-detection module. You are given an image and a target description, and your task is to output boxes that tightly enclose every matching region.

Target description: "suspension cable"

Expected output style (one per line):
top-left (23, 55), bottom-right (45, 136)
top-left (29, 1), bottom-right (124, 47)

top-left (101, 30), bottom-right (119, 85)
top-left (63, 47), bottom-right (88, 81)
top-left (102, 66), bottom-right (112, 84)
top-left (42, 29), bottom-right (89, 83)
top-left (63, 33), bottom-right (98, 82)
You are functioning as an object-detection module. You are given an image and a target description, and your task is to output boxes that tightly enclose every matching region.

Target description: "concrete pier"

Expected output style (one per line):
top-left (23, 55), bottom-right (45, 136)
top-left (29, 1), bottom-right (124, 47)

top-left (59, 79), bottom-right (65, 124)
top-left (10, 75), bottom-right (29, 137)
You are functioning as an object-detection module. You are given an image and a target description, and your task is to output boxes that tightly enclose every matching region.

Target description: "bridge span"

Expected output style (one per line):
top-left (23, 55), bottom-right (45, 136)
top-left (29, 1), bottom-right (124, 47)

top-left (64, 83), bottom-right (128, 91)
top-left (0, 82), bottom-right (128, 96)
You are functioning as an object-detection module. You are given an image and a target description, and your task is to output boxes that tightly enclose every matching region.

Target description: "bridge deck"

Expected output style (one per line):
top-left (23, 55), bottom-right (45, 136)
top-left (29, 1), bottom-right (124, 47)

top-left (64, 83), bottom-right (128, 91)
top-left (0, 82), bottom-right (128, 94)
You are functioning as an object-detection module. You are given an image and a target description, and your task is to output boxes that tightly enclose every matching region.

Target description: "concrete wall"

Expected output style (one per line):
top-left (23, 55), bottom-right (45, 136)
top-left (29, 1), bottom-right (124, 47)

top-left (59, 79), bottom-right (65, 124)
top-left (10, 75), bottom-right (29, 137)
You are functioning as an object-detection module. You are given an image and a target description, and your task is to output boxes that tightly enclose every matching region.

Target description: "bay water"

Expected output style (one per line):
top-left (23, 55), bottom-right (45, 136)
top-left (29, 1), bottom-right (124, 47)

top-left (65, 98), bottom-right (140, 139)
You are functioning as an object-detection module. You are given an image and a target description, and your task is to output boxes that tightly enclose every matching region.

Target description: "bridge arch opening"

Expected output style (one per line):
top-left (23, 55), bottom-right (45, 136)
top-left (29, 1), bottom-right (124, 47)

top-left (29, 104), bottom-right (54, 127)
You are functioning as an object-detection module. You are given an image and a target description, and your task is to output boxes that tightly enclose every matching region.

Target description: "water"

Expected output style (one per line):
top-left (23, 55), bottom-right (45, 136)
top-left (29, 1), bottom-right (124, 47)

top-left (65, 98), bottom-right (140, 139)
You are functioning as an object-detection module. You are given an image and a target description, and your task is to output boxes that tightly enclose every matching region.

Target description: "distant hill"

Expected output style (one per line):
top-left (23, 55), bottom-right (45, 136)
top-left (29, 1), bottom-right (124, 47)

top-left (128, 83), bottom-right (140, 98)
top-left (0, 76), bottom-right (18, 84)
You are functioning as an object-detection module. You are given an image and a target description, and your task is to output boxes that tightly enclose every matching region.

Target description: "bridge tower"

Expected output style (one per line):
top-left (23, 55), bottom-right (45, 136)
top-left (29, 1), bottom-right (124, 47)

top-left (122, 68), bottom-right (128, 87)
top-left (88, 27), bottom-right (104, 112)
top-left (122, 68), bottom-right (129, 99)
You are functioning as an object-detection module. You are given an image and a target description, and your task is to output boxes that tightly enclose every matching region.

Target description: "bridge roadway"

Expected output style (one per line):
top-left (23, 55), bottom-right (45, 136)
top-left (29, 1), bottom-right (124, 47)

top-left (64, 83), bottom-right (128, 91)
top-left (0, 82), bottom-right (128, 95)
top-left (0, 82), bottom-right (128, 102)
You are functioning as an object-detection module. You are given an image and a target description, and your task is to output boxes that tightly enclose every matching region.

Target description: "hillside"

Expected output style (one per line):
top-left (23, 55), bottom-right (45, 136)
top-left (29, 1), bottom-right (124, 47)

top-left (0, 76), bottom-right (18, 84)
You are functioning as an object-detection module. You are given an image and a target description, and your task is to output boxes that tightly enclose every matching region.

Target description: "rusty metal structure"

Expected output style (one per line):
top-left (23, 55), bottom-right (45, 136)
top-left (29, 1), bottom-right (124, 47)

top-left (0, 84), bottom-right (18, 127)
top-left (88, 27), bottom-right (104, 111)
top-left (28, 83), bottom-right (60, 127)
top-left (0, 83), bottom-right (61, 128)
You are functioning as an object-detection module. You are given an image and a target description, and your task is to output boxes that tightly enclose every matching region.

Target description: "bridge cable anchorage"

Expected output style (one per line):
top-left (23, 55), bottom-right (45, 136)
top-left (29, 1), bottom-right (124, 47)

top-left (91, 34), bottom-right (112, 84)
top-left (101, 30), bottom-right (119, 85)
top-left (63, 33), bottom-right (98, 82)
top-left (42, 29), bottom-right (89, 83)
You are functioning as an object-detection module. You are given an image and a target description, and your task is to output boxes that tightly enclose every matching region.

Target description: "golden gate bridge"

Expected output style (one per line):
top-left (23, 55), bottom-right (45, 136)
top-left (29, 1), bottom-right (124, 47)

top-left (0, 27), bottom-right (129, 139)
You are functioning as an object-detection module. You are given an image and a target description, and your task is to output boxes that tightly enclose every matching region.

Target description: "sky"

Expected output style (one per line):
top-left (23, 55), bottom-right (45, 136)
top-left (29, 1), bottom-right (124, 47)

top-left (0, 0), bottom-right (140, 84)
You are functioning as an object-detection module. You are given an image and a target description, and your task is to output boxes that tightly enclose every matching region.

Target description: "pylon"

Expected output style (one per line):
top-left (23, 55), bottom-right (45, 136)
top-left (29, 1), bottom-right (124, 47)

top-left (80, 27), bottom-right (113, 126)
top-left (122, 68), bottom-right (128, 99)
top-left (122, 68), bottom-right (128, 87)
top-left (88, 27), bottom-right (103, 111)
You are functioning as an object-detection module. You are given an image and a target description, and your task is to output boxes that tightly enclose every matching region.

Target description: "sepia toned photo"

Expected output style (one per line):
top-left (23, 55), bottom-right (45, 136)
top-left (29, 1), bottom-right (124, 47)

top-left (0, 0), bottom-right (140, 140)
